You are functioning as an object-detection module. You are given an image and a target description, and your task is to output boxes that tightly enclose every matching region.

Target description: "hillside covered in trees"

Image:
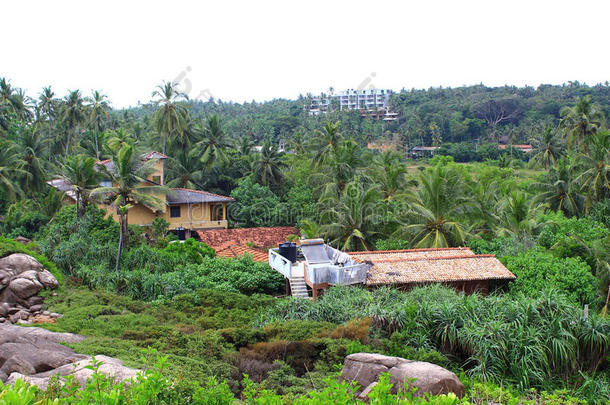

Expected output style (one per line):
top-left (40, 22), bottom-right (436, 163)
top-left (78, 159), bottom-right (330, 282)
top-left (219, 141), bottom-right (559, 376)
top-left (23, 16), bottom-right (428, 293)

top-left (0, 77), bottom-right (609, 403)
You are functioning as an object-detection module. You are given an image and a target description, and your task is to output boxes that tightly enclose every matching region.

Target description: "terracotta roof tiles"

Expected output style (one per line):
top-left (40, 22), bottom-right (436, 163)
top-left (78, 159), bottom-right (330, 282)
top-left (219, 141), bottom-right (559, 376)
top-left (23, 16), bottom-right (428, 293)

top-left (197, 227), bottom-right (298, 251)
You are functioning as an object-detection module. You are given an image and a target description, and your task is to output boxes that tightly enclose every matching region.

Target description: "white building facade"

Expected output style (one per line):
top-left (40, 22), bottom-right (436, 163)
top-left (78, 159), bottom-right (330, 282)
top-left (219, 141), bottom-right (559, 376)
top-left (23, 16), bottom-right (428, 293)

top-left (309, 89), bottom-right (392, 115)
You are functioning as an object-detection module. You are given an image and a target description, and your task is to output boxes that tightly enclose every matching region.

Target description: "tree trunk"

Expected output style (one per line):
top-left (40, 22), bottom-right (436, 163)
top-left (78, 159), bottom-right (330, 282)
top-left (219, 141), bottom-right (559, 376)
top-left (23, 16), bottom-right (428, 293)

top-left (65, 127), bottom-right (72, 155)
top-left (115, 212), bottom-right (126, 275)
top-left (603, 284), bottom-right (610, 317)
top-left (94, 121), bottom-right (100, 159)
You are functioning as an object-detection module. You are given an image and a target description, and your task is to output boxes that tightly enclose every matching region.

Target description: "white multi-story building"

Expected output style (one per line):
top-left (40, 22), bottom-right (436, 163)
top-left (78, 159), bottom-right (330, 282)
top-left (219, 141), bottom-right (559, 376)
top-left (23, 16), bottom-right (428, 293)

top-left (309, 89), bottom-right (396, 120)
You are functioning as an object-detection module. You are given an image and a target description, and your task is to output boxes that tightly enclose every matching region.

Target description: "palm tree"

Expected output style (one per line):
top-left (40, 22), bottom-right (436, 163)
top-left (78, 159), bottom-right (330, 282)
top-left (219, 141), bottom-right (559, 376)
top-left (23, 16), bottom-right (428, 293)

top-left (371, 150), bottom-right (409, 200)
top-left (251, 140), bottom-right (285, 187)
top-left (530, 125), bottom-right (563, 169)
top-left (16, 127), bottom-right (49, 194)
top-left (237, 135), bottom-right (255, 158)
top-left (393, 166), bottom-right (469, 248)
top-left (60, 90), bottom-right (86, 154)
top-left (196, 115), bottom-right (232, 171)
top-left (312, 139), bottom-right (366, 197)
top-left (560, 96), bottom-right (604, 152)
top-left (319, 180), bottom-right (382, 251)
top-left (86, 90), bottom-right (110, 159)
top-left (574, 130), bottom-right (610, 211)
top-left (310, 121), bottom-right (342, 164)
top-left (37, 86), bottom-right (57, 152)
top-left (56, 154), bottom-right (101, 218)
top-left (165, 150), bottom-right (204, 189)
top-left (0, 139), bottom-right (27, 200)
top-left (151, 81), bottom-right (188, 155)
top-left (495, 190), bottom-right (546, 237)
top-left (91, 144), bottom-right (168, 274)
top-left (534, 158), bottom-right (584, 217)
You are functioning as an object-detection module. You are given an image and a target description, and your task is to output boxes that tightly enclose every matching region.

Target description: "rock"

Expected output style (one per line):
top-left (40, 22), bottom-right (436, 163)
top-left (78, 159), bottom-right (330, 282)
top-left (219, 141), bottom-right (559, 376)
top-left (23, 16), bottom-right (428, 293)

top-left (0, 317), bottom-right (5, 323)
top-left (6, 373), bottom-right (50, 391)
top-left (0, 355), bottom-right (36, 376)
top-left (0, 253), bottom-right (59, 324)
top-left (9, 310), bottom-right (29, 323)
top-left (341, 353), bottom-right (465, 398)
top-left (358, 382), bottom-right (378, 402)
top-left (14, 237), bottom-right (32, 245)
top-left (50, 313), bottom-right (62, 319)
top-left (38, 355), bottom-right (142, 386)
top-left (30, 314), bottom-right (56, 324)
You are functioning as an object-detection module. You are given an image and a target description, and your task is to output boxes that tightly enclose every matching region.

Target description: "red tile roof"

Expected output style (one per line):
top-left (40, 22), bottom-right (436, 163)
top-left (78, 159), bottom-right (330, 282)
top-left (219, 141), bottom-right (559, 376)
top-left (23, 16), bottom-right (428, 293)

top-left (215, 244), bottom-right (269, 262)
top-left (349, 248), bottom-right (515, 285)
top-left (197, 227), bottom-right (298, 251)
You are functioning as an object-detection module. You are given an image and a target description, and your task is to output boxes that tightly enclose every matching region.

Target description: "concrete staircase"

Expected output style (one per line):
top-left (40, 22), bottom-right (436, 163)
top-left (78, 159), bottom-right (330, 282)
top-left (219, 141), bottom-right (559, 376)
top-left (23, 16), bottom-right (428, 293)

top-left (289, 277), bottom-right (310, 298)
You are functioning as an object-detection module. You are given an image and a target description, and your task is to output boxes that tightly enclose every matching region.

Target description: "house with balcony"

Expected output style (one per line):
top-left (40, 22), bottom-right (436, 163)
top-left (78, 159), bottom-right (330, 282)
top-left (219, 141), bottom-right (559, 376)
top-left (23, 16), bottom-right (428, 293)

top-left (269, 240), bottom-right (516, 299)
top-left (48, 151), bottom-right (233, 238)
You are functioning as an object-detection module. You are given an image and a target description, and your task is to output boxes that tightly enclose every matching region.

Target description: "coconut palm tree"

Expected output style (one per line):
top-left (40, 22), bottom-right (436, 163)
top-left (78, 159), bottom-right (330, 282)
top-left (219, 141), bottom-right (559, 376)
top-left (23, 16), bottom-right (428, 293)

top-left (56, 154), bottom-right (101, 218)
top-left (560, 96), bottom-right (604, 152)
top-left (310, 121), bottom-right (342, 164)
top-left (86, 90), bottom-right (110, 159)
top-left (534, 158), bottom-right (584, 217)
top-left (319, 180), bottom-right (383, 251)
top-left (495, 190), bottom-right (546, 237)
top-left (251, 140), bottom-right (285, 187)
top-left (312, 139), bottom-right (366, 197)
top-left (16, 127), bottom-right (49, 194)
top-left (371, 150), bottom-right (409, 200)
top-left (196, 115), bottom-right (232, 171)
top-left (151, 81), bottom-right (188, 155)
top-left (165, 149), bottom-right (204, 189)
top-left (37, 86), bottom-right (57, 152)
top-left (0, 139), bottom-right (27, 200)
top-left (574, 130), bottom-right (610, 211)
top-left (530, 125), bottom-right (563, 169)
top-left (392, 165), bottom-right (469, 248)
top-left (60, 90), bottom-right (86, 154)
top-left (91, 143), bottom-right (168, 274)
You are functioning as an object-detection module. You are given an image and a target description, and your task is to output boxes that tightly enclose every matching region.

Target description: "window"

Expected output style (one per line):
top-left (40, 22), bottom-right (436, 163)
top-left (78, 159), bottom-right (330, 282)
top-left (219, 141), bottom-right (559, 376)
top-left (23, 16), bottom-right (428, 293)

top-left (170, 206), bottom-right (181, 218)
top-left (211, 204), bottom-right (223, 221)
top-left (152, 175), bottom-right (161, 184)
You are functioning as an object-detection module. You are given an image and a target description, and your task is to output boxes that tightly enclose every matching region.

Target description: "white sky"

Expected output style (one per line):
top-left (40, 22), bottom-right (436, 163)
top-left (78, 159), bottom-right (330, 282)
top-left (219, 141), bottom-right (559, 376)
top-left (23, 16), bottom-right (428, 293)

top-left (3, 0), bottom-right (609, 108)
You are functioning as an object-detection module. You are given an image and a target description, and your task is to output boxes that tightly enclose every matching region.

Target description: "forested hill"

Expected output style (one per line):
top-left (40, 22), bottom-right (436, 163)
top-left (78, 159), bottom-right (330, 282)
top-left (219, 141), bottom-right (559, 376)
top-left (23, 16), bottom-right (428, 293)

top-left (119, 81), bottom-right (610, 147)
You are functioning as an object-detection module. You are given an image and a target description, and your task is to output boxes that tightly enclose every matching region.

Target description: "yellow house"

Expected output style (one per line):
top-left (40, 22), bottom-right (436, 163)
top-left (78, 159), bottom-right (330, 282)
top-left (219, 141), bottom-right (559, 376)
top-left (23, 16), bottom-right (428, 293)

top-left (48, 151), bottom-right (233, 238)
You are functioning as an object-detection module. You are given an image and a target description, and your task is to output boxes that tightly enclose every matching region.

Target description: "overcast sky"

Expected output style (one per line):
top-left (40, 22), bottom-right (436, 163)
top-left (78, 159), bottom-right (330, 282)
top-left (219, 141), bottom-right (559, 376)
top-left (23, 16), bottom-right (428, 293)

top-left (3, 0), bottom-right (609, 108)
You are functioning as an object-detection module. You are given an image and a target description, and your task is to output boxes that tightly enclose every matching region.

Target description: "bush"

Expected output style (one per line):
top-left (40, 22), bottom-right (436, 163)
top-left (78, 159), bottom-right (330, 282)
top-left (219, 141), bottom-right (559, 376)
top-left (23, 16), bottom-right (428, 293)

top-left (502, 248), bottom-right (599, 305)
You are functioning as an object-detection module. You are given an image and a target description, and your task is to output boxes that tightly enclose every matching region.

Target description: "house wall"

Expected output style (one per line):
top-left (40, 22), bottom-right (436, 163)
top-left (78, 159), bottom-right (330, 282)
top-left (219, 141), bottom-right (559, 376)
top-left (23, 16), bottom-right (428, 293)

top-left (146, 159), bottom-right (164, 184)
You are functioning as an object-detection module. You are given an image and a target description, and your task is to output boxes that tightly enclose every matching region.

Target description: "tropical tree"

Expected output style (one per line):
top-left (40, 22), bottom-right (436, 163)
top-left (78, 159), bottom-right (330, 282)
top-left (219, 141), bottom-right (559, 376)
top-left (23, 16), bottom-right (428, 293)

top-left (60, 90), bottom-right (86, 154)
top-left (15, 127), bottom-right (49, 194)
top-left (574, 130), bottom-right (610, 211)
top-left (37, 86), bottom-right (57, 151)
top-left (0, 139), bottom-right (27, 200)
top-left (319, 180), bottom-right (382, 251)
top-left (91, 144), bottom-right (168, 274)
top-left (196, 115), bottom-right (232, 171)
top-left (251, 140), bottom-right (285, 188)
top-left (392, 165), bottom-right (469, 248)
top-left (534, 158), bottom-right (584, 217)
top-left (560, 96), bottom-right (604, 151)
top-left (56, 154), bottom-right (101, 218)
top-left (310, 121), bottom-right (342, 164)
top-left (530, 125), bottom-right (563, 169)
top-left (495, 190), bottom-right (546, 237)
top-left (86, 90), bottom-right (110, 158)
top-left (371, 150), bottom-right (409, 200)
top-left (165, 149), bottom-right (204, 189)
top-left (151, 81), bottom-right (188, 156)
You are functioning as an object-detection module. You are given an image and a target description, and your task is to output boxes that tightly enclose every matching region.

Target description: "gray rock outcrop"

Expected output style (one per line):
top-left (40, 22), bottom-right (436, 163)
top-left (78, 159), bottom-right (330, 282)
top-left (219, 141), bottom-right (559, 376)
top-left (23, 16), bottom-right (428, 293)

top-left (0, 323), bottom-right (142, 389)
top-left (0, 253), bottom-right (60, 324)
top-left (340, 353), bottom-right (465, 399)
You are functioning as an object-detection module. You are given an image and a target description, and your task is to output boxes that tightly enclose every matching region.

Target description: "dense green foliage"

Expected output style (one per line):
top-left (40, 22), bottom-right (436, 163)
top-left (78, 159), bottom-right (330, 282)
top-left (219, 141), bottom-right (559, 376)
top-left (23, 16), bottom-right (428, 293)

top-left (1, 78), bottom-right (610, 402)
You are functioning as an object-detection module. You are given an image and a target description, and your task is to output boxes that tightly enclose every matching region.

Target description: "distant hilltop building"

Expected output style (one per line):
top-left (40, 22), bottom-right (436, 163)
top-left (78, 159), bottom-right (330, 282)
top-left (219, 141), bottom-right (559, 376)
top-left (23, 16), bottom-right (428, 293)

top-left (309, 89), bottom-right (398, 121)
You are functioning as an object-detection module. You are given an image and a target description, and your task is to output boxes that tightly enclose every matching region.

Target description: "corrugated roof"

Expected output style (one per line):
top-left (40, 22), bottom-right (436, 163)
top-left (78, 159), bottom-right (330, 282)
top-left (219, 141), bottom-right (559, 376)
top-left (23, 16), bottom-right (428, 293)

top-left (141, 151), bottom-right (168, 160)
top-left (167, 188), bottom-right (234, 204)
top-left (349, 248), bottom-right (515, 285)
top-left (197, 227), bottom-right (298, 251)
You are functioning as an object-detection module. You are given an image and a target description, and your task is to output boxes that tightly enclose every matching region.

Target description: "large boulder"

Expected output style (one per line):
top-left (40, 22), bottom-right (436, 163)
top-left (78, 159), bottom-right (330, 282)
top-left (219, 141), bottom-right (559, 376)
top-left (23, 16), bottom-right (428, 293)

top-left (340, 353), bottom-right (465, 398)
top-left (0, 253), bottom-right (59, 323)
top-left (0, 324), bottom-right (142, 388)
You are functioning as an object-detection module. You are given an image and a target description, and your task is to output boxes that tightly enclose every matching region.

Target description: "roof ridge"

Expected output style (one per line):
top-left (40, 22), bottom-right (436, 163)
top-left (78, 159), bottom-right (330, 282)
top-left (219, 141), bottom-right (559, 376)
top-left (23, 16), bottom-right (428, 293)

top-left (355, 254), bottom-right (496, 263)
top-left (171, 187), bottom-right (234, 200)
top-left (348, 247), bottom-right (473, 255)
